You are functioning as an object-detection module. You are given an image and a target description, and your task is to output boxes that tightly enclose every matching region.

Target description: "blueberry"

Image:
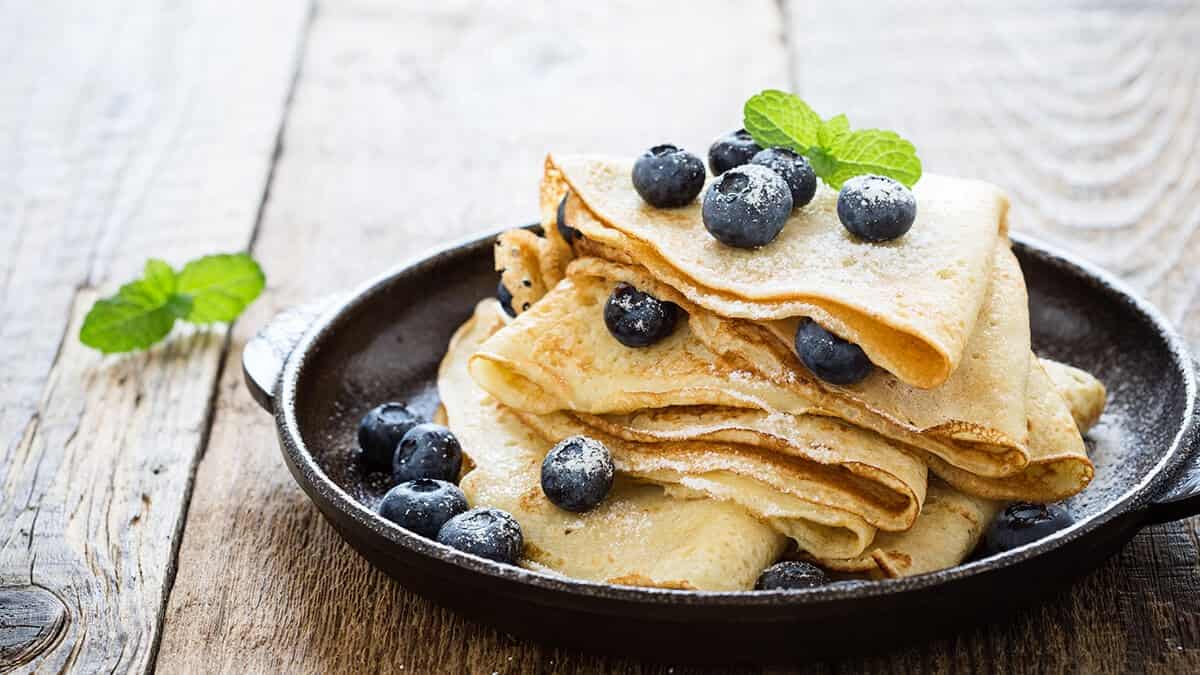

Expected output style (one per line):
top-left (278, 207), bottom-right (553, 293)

top-left (701, 164), bottom-right (793, 248)
top-left (378, 478), bottom-right (469, 538)
top-left (836, 174), bottom-right (917, 242)
top-left (394, 423), bottom-right (463, 484)
top-left (358, 402), bottom-right (423, 469)
top-left (497, 280), bottom-right (516, 317)
top-left (980, 503), bottom-right (1075, 557)
top-left (540, 435), bottom-right (615, 512)
top-left (708, 128), bottom-right (762, 175)
top-left (794, 318), bottom-right (873, 385)
top-left (604, 283), bottom-right (680, 348)
top-left (437, 507), bottom-right (524, 564)
top-left (754, 561), bottom-right (829, 590)
top-left (556, 193), bottom-right (582, 243)
top-left (631, 145), bottom-right (706, 208)
top-left (750, 148), bottom-right (817, 208)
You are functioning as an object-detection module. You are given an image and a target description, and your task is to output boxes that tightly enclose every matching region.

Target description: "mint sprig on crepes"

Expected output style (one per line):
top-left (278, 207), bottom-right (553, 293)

top-left (743, 89), bottom-right (922, 189)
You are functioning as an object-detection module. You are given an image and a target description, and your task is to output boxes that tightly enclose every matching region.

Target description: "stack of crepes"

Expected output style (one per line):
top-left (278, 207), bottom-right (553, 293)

top-left (436, 154), bottom-right (1107, 592)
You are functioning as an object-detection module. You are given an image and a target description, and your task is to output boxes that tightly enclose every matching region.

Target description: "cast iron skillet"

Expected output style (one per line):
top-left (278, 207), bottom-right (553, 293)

top-left (243, 227), bottom-right (1200, 663)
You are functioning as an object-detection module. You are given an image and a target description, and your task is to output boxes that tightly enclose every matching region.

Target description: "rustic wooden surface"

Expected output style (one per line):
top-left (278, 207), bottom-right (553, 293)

top-left (1, 0), bottom-right (1198, 673)
top-left (0, 1), bottom-right (310, 672)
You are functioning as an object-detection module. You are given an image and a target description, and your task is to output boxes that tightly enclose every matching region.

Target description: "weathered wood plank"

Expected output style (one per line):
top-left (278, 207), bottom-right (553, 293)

top-left (787, 1), bottom-right (1200, 672)
top-left (156, 0), bottom-right (789, 672)
top-left (0, 1), bottom-right (310, 671)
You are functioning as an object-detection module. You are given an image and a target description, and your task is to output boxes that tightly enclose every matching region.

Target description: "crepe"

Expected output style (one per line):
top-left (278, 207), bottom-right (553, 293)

top-left (443, 301), bottom-right (1105, 585)
top-left (441, 299), bottom-right (787, 591)
top-left (514, 405), bottom-right (927, 556)
top-left (814, 479), bottom-right (1000, 578)
top-left (456, 293), bottom-right (930, 559)
top-left (494, 227), bottom-right (570, 315)
top-left (530, 215), bottom-right (1035, 476)
top-left (818, 367), bottom-right (1105, 578)
top-left (543, 154), bottom-right (1011, 390)
top-left (470, 254), bottom-right (1099, 492)
top-left (1043, 359), bottom-right (1107, 431)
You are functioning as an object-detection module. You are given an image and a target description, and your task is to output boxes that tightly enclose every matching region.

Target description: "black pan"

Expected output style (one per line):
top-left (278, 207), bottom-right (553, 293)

top-left (242, 227), bottom-right (1200, 663)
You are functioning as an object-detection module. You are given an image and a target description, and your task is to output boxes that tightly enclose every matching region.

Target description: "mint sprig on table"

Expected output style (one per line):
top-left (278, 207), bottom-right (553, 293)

top-left (80, 253), bottom-right (265, 354)
top-left (743, 89), bottom-right (922, 188)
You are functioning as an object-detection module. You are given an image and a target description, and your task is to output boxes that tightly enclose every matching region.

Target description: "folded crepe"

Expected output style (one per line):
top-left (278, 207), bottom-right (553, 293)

top-left (513, 406), bottom-right (926, 558)
top-left (456, 298), bottom-right (929, 559)
top-left (441, 299), bottom-right (786, 591)
top-left (549, 194), bottom-right (1035, 477)
top-left (542, 154), bottom-right (1011, 390)
top-left (819, 372), bottom-right (1104, 578)
top-left (470, 258), bottom-right (1094, 500)
top-left (1043, 359), bottom-right (1107, 432)
top-left (443, 301), bottom-right (1106, 586)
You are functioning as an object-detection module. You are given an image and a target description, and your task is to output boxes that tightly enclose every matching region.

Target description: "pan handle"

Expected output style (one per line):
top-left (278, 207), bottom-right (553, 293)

top-left (242, 295), bottom-right (343, 412)
top-left (1142, 359), bottom-right (1200, 525)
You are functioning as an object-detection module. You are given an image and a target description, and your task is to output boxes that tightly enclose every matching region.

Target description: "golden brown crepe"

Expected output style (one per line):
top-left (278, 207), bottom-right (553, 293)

top-left (544, 154), bottom-right (1011, 390)
top-left (540, 176), bottom-right (1036, 473)
top-left (819, 367), bottom-right (1105, 578)
top-left (814, 479), bottom-right (1000, 578)
top-left (514, 406), bottom-right (926, 558)
top-left (1043, 359), bottom-right (1107, 432)
top-left (441, 300), bottom-right (786, 590)
top-left (457, 292), bottom-right (931, 558)
top-left (472, 257), bottom-right (1094, 494)
top-left (443, 301), bottom-right (1105, 585)
top-left (494, 227), bottom-right (570, 315)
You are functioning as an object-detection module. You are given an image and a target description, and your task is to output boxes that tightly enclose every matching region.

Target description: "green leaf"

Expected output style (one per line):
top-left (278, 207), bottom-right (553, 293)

top-left (176, 253), bottom-right (265, 324)
top-left (143, 259), bottom-right (177, 297)
top-left (79, 279), bottom-right (191, 354)
top-left (817, 114), bottom-right (851, 149)
top-left (741, 90), bottom-right (923, 188)
top-left (821, 128), bottom-right (923, 189)
top-left (743, 90), bottom-right (822, 153)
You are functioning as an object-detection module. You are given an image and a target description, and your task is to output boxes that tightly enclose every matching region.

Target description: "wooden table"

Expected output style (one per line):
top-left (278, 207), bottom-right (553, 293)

top-left (2, 1), bottom-right (1198, 672)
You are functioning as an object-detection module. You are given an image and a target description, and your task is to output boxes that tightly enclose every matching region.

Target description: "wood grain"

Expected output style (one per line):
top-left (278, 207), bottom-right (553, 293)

top-left (0, 0), bottom-right (309, 671)
top-left (155, 1), bottom-right (790, 672)
top-left (787, 0), bottom-right (1200, 672)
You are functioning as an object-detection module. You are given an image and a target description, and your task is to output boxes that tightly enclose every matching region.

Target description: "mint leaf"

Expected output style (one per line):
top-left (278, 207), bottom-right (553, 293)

top-left (143, 259), bottom-right (177, 296)
top-left (821, 129), bottom-right (922, 189)
top-left (742, 90), bottom-right (922, 188)
top-left (817, 114), bottom-right (850, 149)
top-left (176, 253), bottom-right (265, 324)
top-left (79, 279), bottom-right (191, 354)
top-left (743, 90), bottom-right (822, 153)
top-left (80, 252), bottom-right (264, 354)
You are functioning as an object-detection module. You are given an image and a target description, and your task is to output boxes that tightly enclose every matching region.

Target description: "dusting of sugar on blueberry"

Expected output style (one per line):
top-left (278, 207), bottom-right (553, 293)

top-left (754, 561), bottom-right (829, 590)
top-left (631, 145), bottom-right (706, 208)
top-left (837, 174), bottom-right (916, 242)
top-left (604, 283), bottom-right (680, 348)
top-left (708, 128), bottom-right (762, 175)
top-left (437, 507), bottom-right (524, 564)
top-left (750, 147), bottom-right (817, 208)
top-left (540, 435), bottom-right (615, 513)
top-left (701, 164), bottom-right (793, 248)
top-left (379, 478), bottom-right (468, 538)
top-left (393, 423), bottom-right (463, 484)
